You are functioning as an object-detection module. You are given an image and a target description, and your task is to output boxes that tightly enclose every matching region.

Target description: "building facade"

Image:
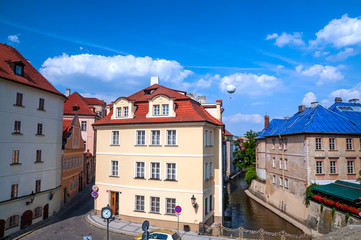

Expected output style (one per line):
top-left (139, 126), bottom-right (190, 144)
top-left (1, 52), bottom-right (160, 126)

top-left (253, 100), bottom-right (361, 226)
top-left (0, 43), bottom-right (65, 238)
top-left (93, 83), bottom-right (224, 231)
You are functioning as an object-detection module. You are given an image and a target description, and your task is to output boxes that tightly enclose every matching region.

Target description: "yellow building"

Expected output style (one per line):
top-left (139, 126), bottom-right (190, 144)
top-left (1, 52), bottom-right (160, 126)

top-left (93, 83), bottom-right (224, 231)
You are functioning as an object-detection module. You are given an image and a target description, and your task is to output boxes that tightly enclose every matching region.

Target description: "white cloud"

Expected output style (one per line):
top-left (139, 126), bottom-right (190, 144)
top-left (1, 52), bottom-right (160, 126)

top-left (195, 74), bottom-right (220, 88)
top-left (326, 48), bottom-right (358, 61)
top-left (223, 113), bottom-right (263, 123)
top-left (295, 64), bottom-right (344, 85)
top-left (321, 83), bottom-right (361, 107)
top-left (8, 34), bottom-right (20, 43)
top-left (314, 51), bottom-right (329, 57)
top-left (266, 32), bottom-right (305, 47)
top-left (302, 92), bottom-right (317, 106)
top-left (40, 53), bottom-right (192, 89)
top-left (310, 14), bottom-right (361, 48)
top-left (219, 73), bottom-right (281, 96)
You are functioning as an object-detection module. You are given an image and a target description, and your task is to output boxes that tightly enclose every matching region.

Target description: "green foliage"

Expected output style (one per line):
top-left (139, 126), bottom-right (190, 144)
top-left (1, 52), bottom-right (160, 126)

top-left (346, 212), bottom-right (350, 224)
top-left (357, 170), bottom-right (361, 184)
top-left (233, 130), bottom-right (259, 170)
top-left (304, 183), bottom-right (318, 207)
top-left (321, 203), bottom-right (324, 213)
top-left (244, 166), bottom-right (258, 185)
top-left (332, 207), bottom-right (336, 219)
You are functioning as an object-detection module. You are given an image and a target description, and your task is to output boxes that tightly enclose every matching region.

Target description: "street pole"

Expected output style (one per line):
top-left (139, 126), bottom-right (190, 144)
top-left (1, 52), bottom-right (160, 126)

top-left (177, 214), bottom-right (179, 234)
top-left (107, 218), bottom-right (109, 240)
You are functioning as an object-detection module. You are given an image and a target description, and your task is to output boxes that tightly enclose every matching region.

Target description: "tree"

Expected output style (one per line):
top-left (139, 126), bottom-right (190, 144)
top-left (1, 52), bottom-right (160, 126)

top-left (233, 130), bottom-right (259, 170)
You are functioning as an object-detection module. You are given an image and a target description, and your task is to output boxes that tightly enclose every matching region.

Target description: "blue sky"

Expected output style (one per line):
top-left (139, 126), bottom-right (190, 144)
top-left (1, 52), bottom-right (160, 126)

top-left (1, 0), bottom-right (361, 135)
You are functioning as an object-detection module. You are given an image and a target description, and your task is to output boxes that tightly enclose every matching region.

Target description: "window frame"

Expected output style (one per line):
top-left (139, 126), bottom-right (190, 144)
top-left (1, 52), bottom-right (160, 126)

top-left (284, 159), bottom-right (288, 170)
top-left (329, 138), bottom-right (336, 150)
top-left (315, 138), bottom-right (322, 150)
top-left (136, 130), bottom-right (146, 145)
top-left (272, 175), bottom-right (276, 185)
top-left (150, 130), bottom-right (161, 146)
top-left (111, 130), bottom-right (120, 145)
top-left (12, 150), bottom-right (20, 164)
top-left (166, 198), bottom-right (176, 215)
top-left (5, 215), bottom-right (19, 230)
top-left (150, 162), bottom-right (161, 180)
top-left (316, 160), bottom-right (323, 174)
top-left (110, 160), bottom-right (119, 176)
top-left (123, 106), bottom-right (129, 117)
top-left (38, 98), bottom-right (45, 110)
top-left (166, 163), bottom-right (177, 181)
top-left (14, 120), bottom-right (21, 134)
top-left (135, 195), bottom-right (145, 212)
top-left (81, 121), bottom-right (87, 131)
top-left (330, 160), bottom-right (337, 174)
top-left (116, 107), bottom-right (122, 118)
top-left (153, 105), bottom-right (160, 116)
top-left (135, 161), bottom-right (145, 179)
top-left (35, 179), bottom-right (41, 193)
top-left (272, 139), bottom-right (275, 150)
top-left (166, 129), bottom-right (177, 146)
top-left (36, 123), bottom-right (43, 135)
top-left (150, 196), bottom-right (160, 213)
top-left (162, 104), bottom-right (169, 116)
top-left (15, 92), bottom-right (23, 106)
top-left (347, 160), bottom-right (355, 174)
top-left (346, 138), bottom-right (353, 150)
top-left (279, 158), bottom-right (282, 169)
top-left (35, 150), bottom-right (42, 163)
top-left (11, 184), bottom-right (18, 199)
top-left (285, 179), bottom-right (289, 189)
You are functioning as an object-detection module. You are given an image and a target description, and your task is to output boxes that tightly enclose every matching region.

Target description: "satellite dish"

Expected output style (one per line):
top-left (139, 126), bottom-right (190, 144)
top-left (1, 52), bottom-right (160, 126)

top-left (226, 84), bottom-right (236, 94)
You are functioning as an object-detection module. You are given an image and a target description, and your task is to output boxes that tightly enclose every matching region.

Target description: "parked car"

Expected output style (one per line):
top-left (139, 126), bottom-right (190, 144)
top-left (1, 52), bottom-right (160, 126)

top-left (134, 228), bottom-right (181, 240)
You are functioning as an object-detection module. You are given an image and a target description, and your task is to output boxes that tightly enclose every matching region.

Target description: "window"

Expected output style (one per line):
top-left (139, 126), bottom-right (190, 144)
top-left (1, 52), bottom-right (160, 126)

top-left (111, 131), bottom-right (119, 145)
top-left (136, 130), bottom-right (146, 145)
top-left (329, 138), bottom-right (335, 150)
top-left (346, 138), bottom-right (353, 150)
top-left (15, 64), bottom-right (23, 76)
top-left (279, 139), bottom-right (283, 150)
top-left (205, 163), bottom-right (208, 180)
top-left (151, 162), bottom-right (160, 179)
top-left (33, 207), bottom-right (42, 219)
top-left (71, 157), bottom-right (73, 169)
top-left (316, 161), bottom-right (323, 174)
top-left (162, 104), bottom-right (169, 115)
top-left (63, 157), bottom-right (66, 171)
top-left (150, 197), bottom-right (160, 213)
top-left (70, 180), bottom-right (73, 191)
top-left (347, 160), bottom-right (355, 174)
top-left (166, 130), bottom-right (176, 145)
top-left (37, 123), bottom-right (43, 135)
top-left (166, 198), bottom-right (176, 214)
top-left (316, 138), bottom-right (322, 150)
top-left (16, 92), bottom-right (23, 106)
top-left (205, 130), bottom-right (208, 146)
top-left (279, 158), bottom-right (282, 169)
top-left (135, 195), bottom-right (145, 211)
top-left (151, 130), bottom-right (160, 145)
top-left (272, 139), bottom-right (275, 150)
top-left (209, 131), bottom-right (213, 146)
top-left (38, 98), bottom-right (45, 110)
top-left (284, 159), bottom-right (288, 170)
top-left (166, 163), bottom-right (176, 180)
top-left (67, 157), bottom-right (70, 170)
top-left (153, 105), bottom-right (160, 115)
top-left (5, 215), bottom-right (19, 230)
top-left (35, 180), bottom-right (41, 193)
top-left (279, 177), bottom-right (283, 187)
top-left (209, 195), bottom-right (213, 211)
top-left (36, 150), bottom-right (42, 162)
top-left (123, 107), bottom-right (129, 117)
top-left (330, 161), bottom-right (337, 174)
top-left (12, 150), bottom-right (19, 164)
top-left (272, 158), bottom-right (275, 168)
top-left (11, 184), bottom-right (18, 199)
top-left (209, 162), bottom-right (213, 178)
top-left (14, 120), bottom-right (21, 134)
top-left (81, 121), bottom-right (87, 131)
top-left (75, 137), bottom-right (78, 147)
top-left (136, 162), bottom-right (145, 178)
top-left (111, 160), bottom-right (119, 176)
top-left (205, 197), bottom-right (208, 214)
top-left (116, 107), bottom-right (122, 118)
top-left (285, 179), bottom-right (289, 189)
top-left (272, 175), bottom-right (276, 184)
top-left (284, 139), bottom-right (287, 150)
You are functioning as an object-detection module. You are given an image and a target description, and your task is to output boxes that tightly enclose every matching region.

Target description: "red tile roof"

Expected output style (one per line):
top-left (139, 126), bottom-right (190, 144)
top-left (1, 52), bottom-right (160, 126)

top-left (84, 98), bottom-right (106, 106)
top-left (64, 92), bottom-right (97, 116)
top-left (94, 84), bottom-right (224, 126)
top-left (0, 43), bottom-right (65, 98)
top-left (63, 119), bottom-right (73, 138)
top-left (223, 129), bottom-right (233, 136)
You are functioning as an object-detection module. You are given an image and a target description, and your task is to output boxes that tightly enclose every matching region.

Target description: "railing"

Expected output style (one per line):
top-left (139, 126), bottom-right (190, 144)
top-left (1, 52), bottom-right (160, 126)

top-left (201, 224), bottom-right (311, 240)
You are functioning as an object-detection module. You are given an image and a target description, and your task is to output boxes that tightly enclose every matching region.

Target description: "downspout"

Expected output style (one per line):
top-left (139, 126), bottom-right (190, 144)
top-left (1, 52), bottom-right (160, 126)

top-left (218, 127), bottom-right (223, 222)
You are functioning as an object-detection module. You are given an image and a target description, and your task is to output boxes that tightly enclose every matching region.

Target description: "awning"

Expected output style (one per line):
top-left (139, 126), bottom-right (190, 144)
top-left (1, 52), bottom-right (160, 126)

top-left (312, 180), bottom-right (361, 203)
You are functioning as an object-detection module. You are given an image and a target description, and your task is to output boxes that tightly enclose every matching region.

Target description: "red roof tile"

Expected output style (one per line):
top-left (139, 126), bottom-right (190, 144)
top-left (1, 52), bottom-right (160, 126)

top-left (0, 43), bottom-right (65, 98)
top-left (64, 92), bottom-right (97, 116)
top-left (63, 119), bottom-right (73, 138)
top-left (93, 84), bottom-right (224, 126)
top-left (84, 98), bottom-right (106, 106)
top-left (223, 129), bottom-right (233, 136)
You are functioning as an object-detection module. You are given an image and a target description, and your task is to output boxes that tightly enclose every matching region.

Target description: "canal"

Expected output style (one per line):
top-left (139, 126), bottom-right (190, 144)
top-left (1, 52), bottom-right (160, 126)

top-left (223, 173), bottom-right (303, 235)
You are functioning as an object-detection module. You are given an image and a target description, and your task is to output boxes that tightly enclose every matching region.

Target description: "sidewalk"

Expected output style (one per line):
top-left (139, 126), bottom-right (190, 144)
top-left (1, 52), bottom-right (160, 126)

top-left (86, 211), bottom-right (232, 240)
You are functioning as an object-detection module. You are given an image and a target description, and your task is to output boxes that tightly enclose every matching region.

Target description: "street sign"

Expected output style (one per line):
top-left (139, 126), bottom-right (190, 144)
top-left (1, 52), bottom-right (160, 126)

top-left (175, 205), bottom-right (182, 213)
top-left (142, 231), bottom-right (149, 240)
top-left (142, 220), bottom-right (150, 231)
top-left (92, 185), bottom-right (98, 192)
top-left (91, 191), bottom-right (98, 198)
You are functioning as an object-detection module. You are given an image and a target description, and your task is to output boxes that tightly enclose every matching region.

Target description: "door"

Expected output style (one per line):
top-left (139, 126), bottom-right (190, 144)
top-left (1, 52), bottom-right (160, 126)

top-left (0, 219), bottom-right (5, 238)
top-left (63, 187), bottom-right (67, 204)
top-left (43, 204), bottom-right (49, 220)
top-left (110, 192), bottom-right (119, 215)
top-left (21, 210), bottom-right (32, 229)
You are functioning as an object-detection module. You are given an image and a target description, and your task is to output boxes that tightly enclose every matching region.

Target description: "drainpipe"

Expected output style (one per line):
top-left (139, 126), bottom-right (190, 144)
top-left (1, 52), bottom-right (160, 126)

top-left (218, 127), bottom-right (223, 223)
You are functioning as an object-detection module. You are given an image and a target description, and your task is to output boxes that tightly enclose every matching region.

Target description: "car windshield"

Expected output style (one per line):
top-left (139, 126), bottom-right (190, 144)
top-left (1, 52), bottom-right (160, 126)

top-left (149, 233), bottom-right (168, 239)
top-left (172, 233), bottom-right (180, 240)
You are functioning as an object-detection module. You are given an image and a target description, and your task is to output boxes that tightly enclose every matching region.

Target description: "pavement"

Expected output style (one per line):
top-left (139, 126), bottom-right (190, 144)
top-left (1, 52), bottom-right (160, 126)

top-left (86, 211), bottom-right (232, 240)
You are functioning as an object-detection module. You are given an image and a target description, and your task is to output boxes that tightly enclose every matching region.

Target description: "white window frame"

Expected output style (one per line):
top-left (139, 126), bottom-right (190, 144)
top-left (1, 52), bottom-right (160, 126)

top-left (316, 161), bottom-right (323, 174)
top-left (110, 160), bottom-right (119, 176)
top-left (272, 139), bottom-right (275, 150)
top-left (279, 139), bottom-right (283, 150)
top-left (205, 130), bottom-right (208, 146)
top-left (166, 198), bottom-right (176, 215)
top-left (150, 196), bottom-right (160, 213)
top-left (347, 160), bottom-right (355, 174)
top-left (316, 138), bottom-right (322, 150)
top-left (150, 162), bottom-right (161, 180)
top-left (272, 175), bottom-right (276, 185)
top-left (346, 138), bottom-right (353, 150)
top-left (209, 162), bottom-right (213, 178)
top-left (12, 150), bottom-right (19, 164)
top-left (285, 179), bottom-right (289, 189)
top-left (279, 177), bottom-right (283, 187)
top-left (329, 138), bottom-right (336, 150)
top-left (111, 131), bottom-right (119, 145)
top-left (153, 105), bottom-right (160, 116)
top-left (165, 162), bottom-right (177, 180)
top-left (330, 160), bottom-right (337, 174)
top-left (205, 163), bottom-right (208, 180)
top-left (135, 161), bottom-right (145, 178)
top-left (136, 130), bottom-right (146, 145)
top-left (135, 195), bottom-right (145, 212)
top-left (284, 159), bottom-right (288, 170)
top-left (284, 138), bottom-right (287, 150)
top-left (279, 158), bottom-right (282, 169)
top-left (272, 158), bottom-right (275, 168)
top-left (162, 104), bottom-right (169, 116)
top-left (209, 130), bottom-right (213, 146)
top-left (116, 107), bottom-right (122, 118)
top-left (81, 121), bottom-right (87, 131)
top-left (123, 106), bottom-right (129, 117)
top-left (150, 130), bottom-right (161, 145)
top-left (166, 129), bottom-right (177, 146)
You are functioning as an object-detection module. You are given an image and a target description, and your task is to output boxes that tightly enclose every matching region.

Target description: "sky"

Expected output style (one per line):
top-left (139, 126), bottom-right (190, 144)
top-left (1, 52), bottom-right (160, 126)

top-left (1, 0), bottom-right (361, 136)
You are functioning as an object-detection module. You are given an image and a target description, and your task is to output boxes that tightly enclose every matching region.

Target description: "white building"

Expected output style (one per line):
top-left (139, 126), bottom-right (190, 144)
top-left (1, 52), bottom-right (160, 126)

top-left (0, 43), bottom-right (66, 238)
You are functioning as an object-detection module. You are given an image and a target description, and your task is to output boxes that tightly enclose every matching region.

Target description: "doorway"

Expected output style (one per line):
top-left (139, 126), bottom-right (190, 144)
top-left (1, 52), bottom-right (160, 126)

top-left (21, 210), bottom-right (32, 229)
top-left (43, 204), bottom-right (49, 220)
top-left (110, 191), bottom-right (119, 216)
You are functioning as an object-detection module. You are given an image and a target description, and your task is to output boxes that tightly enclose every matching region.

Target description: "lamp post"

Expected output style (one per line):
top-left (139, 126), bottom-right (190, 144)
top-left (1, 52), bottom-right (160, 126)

top-left (191, 195), bottom-right (198, 208)
top-left (26, 191), bottom-right (35, 205)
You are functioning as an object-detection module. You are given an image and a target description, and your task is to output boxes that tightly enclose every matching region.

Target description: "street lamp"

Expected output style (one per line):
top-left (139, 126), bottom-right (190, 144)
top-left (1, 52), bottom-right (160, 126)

top-left (26, 191), bottom-right (35, 205)
top-left (191, 195), bottom-right (198, 208)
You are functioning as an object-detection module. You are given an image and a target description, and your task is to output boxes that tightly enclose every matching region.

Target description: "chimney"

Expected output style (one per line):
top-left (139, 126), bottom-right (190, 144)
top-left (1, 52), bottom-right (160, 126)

top-left (264, 115), bottom-right (270, 129)
top-left (284, 117), bottom-right (290, 120)
top-left (187, 93), bottom-right (197, 100)
top-left (334, 97), bottom-right (342, 103)
top-left (150, 76), bottom-right (159, 85)
top-left (298, 105), bottom-right (306, 113)
top-left (311, 102), bottom-right (319, 108)
top-left (216, 100), bottom-right (222, 122)
top-left (65, 89), bottom-right (71, 97)
top-left (349, 99), bottom-right (360, 103)
top-left (198, 96), bottom-right (206, 104)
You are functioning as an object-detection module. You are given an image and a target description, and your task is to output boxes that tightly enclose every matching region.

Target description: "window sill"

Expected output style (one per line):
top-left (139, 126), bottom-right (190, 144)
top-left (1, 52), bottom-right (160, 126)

top-left (10, 163), bottom-right (22, 166)
top-left (12, 133), bottom-right (23, 135)
top-left (34, 161), bottom-right (44, 164)
top-left (109, 175), bottom-right (119, 178)
top-left (37, 109), bottom-right (46, 112)
top-left (315, 149), bottom-right (324, 151)
top-left (165, 179), bottom-right (177, 182)
top-left (329, 173), bottom-right (339, 175)
top-left (165, 213), bottom-right (176, 216)
top-left (134, 177), bottom-right (146, 180)
top-left (346, 150), bottom-right (355, 152)
top-left (110, 144), bottom-right (120, 146)
top-left (149, 211), bottom-right (161, 215)
top-left (134, 145), bottom-right (147, 147)
top-left (347, 173), bottom-right (356, 175)
top-left (149, 178), bottom-right (161, 181)
top-left (315, 173), bottom-right (325, 176)
top-left (149, 145), bottom-right (162, 147)
top-left (35, 134), bottom-right (45, 136)
top-left (329, 150), bottom-right (338, 151)
top-left (134, 210), bottom-right (145, 213)
top-left (165, 145), bottom-right (178, 147)
top-left (13, 104), bottom-right (24, 108)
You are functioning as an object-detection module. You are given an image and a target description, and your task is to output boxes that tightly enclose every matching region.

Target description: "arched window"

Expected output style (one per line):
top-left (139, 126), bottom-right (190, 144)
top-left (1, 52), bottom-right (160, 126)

top-left (33, 207), bottom-right (42, 219)
top-left (5, 215), bottom-right (19, 229)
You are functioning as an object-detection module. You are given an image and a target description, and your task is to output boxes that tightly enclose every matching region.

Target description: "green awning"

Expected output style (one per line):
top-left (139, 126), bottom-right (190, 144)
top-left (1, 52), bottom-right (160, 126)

top-left (312, 180), bottom-right (361, 203)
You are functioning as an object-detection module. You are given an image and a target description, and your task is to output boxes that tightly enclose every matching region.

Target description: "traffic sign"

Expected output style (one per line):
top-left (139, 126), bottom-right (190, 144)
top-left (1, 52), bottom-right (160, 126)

top-left (175, 205), bottom-right (182, 213)
top-left (142, 220), bottom-right (150, 231)
top-left (92, 185), bottom-right (98, 192)
top-left (91, 191), bottom-right (98, 198)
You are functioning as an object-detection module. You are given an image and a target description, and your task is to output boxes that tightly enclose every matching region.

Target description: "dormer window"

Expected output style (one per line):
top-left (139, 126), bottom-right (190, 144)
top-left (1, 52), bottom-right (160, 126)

top-left (162, 104), bottom-right (169, 116)
top-left (73, 106), bottom-right (79, 111)
top-left (14, 61), bottom-right (24, 76)
top-left (123, 107), bottom-right (129, 117)
top-left (144, 89), bottom-right (156, 95)
top-left (153, 105), bottom-right (160, 115)
top-left (116, 107), bottom-right (122, 118)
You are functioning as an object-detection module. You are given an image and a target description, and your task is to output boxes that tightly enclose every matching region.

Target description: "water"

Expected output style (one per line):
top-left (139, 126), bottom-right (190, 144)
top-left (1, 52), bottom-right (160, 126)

top-left (223, 173), bottom-right (303, 235)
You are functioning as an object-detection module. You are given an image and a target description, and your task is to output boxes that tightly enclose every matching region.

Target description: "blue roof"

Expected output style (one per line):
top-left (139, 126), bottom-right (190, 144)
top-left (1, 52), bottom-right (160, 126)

top-left (257, 104), bottom-right (361, 138)
top-left (329, 102), bottom-right (361, 124)
top-left (256, 119), bottom-right (285, 139)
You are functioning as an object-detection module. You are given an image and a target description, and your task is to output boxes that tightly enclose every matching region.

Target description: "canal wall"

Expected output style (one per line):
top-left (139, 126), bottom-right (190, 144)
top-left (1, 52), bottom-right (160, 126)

top-left (248, 179), bottom-right (361, 236)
